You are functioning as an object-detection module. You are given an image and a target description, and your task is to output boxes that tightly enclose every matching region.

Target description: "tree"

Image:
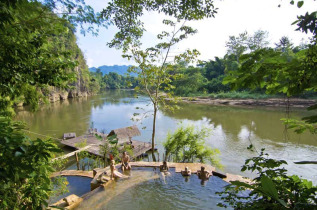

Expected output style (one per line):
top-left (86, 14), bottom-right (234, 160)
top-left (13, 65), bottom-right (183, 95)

top-left (225, 31), bottom-right (248, 63)
top-left (0, 117), bottom-right (61, 209)
top-left (217, 147), bottom-right (317, 209)
top-left (0, 0), bottom-right (102, 208)
top-left (127, 20), bottom-right (200, 161)
top-left (163, 125), bottom-right (222, 168)
top-left (202, 57), bottom-right (226, 80)
top-left (247, 30), bottom-right (269, 51)
top-left (172, 66), bottom-right (207, 96)
top-left (218, 1), bottom-right (317, 208)
top-left (102, 0), bottom-right (218, 51)
top-left (275, 36), bottom-right (294, 52)
top-left (103, 1), bottom-right (219, 161)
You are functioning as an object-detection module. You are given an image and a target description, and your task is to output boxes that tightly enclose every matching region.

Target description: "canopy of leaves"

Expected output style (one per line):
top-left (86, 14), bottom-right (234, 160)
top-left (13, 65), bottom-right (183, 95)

top-left (102, 0), bottom-right (218, 51)
top-left (0, 117), bottom-right (61, 209)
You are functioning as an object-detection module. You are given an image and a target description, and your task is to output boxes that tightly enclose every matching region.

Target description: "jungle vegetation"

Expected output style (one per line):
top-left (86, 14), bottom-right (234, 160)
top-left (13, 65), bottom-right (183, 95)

top-left (0, 0), bottom-right (316, 209)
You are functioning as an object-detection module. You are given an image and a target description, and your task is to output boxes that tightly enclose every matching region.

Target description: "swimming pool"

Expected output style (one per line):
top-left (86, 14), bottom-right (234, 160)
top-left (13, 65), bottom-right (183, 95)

top-left (50, 176), bottom-right (92, 204)
top-left (77, 167), bottom-right (232, 210)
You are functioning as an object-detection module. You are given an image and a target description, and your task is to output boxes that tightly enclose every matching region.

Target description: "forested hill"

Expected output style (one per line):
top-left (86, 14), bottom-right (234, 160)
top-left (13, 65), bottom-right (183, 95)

top-left (89, 65), bottom-right (137, 76)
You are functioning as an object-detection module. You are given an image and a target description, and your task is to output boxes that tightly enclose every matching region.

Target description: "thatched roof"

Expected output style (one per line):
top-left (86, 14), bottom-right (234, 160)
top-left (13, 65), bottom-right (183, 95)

top-left (108, 125), bottom-right (141, 144)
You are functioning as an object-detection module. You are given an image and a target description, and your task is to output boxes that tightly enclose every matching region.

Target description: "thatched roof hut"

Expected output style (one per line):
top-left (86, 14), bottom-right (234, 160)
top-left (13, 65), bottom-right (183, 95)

top-left (108, 125), bottom-right (141, 145)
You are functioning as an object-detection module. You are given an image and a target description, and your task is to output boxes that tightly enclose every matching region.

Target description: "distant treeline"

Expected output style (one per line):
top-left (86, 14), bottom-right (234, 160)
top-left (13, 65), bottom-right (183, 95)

top-left (90, 69), bottom-right (139, 90)
top-left (96, 30), bottom-right (316, 99)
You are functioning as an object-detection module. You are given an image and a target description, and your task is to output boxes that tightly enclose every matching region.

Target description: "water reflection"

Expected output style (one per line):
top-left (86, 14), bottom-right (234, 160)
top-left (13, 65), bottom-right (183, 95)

top-left (14, 90), bottom-right (317, 182)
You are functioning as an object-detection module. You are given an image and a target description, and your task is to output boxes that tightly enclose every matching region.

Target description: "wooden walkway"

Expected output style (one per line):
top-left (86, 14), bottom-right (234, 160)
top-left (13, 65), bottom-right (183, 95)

top-left (129, 161), bottom-right (216, 174)
top-left (129, 161), bottom-right (251, 183)
top-left (59, 133), bottom-right (152, 159)
top-left (52, 145), bottom-right (95, 161)
top-left (51, 162), bottom-right (251, 184)
top-left (51, 170), bottom-right (94, 178)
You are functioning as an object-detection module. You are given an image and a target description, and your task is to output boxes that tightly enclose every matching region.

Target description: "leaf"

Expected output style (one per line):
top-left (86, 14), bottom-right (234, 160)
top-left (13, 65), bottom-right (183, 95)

top-left (259, 176), bottom-right (287, 207)
top-left (297, 1), bottom-right (304, 8)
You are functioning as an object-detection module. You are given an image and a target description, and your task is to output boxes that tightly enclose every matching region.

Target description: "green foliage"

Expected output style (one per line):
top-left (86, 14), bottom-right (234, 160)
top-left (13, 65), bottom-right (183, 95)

top-left (163, 124), bottom-right (222, 169)
top-left (102, 0), bottom-right (217, 51)
top-left (74, 139), bottom-right (87, 148)
top-left (50, 176), bottom-right (69, 202)
top-left (172, 66), bottom-right (208, 96)
top-left (0, 1), bottom-right (103, 208)
top-left (217, 146), bottom-right (317, 209)
top-left (0, 116), bottom-right (61, 209)
top-left (223, 47), bottom-right (316, 97)
top-left (0, 1), bottom-right (75, 102)
top-left (123, 143), bottom-right (134, 157)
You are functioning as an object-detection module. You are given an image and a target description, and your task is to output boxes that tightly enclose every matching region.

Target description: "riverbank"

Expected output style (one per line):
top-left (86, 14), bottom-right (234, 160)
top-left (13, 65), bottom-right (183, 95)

top-left (178, 97), bottom-right (316, 108)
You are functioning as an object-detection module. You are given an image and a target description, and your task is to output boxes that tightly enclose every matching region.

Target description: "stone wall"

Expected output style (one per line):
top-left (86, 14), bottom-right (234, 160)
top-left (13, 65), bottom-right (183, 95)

top-left (48, 90), bottom-right (94, 103)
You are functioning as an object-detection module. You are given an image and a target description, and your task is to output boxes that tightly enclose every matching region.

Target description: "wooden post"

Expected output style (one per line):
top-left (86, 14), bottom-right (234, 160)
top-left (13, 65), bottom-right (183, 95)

top-left (104, 154), bottom-right (106, 168)
top-left (75, 152), bottom-right (79, 170)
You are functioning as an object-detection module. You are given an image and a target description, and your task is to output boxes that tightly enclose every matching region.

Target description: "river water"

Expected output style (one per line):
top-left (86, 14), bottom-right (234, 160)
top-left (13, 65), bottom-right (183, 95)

top-left (15, 90), bottom-right (317, 182)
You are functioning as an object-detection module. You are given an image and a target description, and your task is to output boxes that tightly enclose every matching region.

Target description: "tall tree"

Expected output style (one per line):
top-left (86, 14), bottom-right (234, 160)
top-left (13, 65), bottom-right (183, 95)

top-left (127, 20), bottom-right (200, 161)
top-left (103, 0), bottom-right (218, 161)
top-left (0, 1), bottom-right (102, 208)
top-left (247, 30), bottom-right (269, 51)
top-left (275, 36), bottom-right (294, 52)
top-left (225, 31), bottom-right (248, 63)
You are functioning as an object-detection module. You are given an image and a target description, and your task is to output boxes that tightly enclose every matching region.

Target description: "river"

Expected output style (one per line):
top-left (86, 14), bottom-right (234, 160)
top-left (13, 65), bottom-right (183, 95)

top-left (15, 90), bottom-right (317, 183)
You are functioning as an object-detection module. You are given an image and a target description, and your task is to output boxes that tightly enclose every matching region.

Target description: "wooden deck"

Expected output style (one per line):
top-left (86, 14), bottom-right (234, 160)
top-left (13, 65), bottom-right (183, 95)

top-left (60, 133), bottom-right (152, 159)
top-left (129, 161), bottom-right (216, 174)
top-left (51, 162), bottom-right (251, 184)
top-left (51, 170), bottom-right (94, 178)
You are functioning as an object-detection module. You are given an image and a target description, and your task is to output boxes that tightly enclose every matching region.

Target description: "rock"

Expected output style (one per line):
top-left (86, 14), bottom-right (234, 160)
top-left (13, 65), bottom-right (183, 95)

top-left (59, 91), bottom-right (69, 100)
top-left (63, 194), bottom-right (80, 206)
top-left (68, 90), bottom-right (78, 98)
top-left (49, 92), bottom-right (60, 102)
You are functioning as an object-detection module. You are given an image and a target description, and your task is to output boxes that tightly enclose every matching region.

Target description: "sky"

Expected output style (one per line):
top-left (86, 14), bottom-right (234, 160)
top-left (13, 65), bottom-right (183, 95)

top-left (75, 0), bottom-right (317, 68)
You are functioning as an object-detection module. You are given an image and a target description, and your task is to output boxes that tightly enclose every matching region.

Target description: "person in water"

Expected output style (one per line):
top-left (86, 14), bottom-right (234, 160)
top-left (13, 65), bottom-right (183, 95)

top-left (110, 159), bottom-right (124, 180)
top-left (181, 166), bottom-right (191, 176)
top-left (121, 151), bottom-right (131, 171)
top-left (160, 161), bottom-right (169, 172)
top-left (197, 166), bottom-right (211, 180)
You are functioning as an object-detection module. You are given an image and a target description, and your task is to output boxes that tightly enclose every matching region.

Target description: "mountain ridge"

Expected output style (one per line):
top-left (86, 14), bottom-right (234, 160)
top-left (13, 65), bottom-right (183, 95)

top-left (89, 65), bottom-right (137, 76)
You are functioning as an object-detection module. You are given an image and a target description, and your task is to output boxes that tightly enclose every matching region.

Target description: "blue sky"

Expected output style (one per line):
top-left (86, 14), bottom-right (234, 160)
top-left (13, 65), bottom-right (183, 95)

top-left (76, 0), bottom-right (316, 68)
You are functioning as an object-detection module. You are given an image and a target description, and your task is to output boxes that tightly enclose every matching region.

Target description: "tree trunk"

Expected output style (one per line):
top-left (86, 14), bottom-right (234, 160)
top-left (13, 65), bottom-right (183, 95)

top-left (151, 106), bottom-right (157, 162)
top-left (75, 152), bottom-right (79, 170)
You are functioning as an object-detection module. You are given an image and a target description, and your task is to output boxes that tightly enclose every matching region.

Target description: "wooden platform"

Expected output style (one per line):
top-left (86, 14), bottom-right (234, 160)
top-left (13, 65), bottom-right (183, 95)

top-left (51, 162), bottom-right (251, 184)
top-left (129, 161), bottom-right (216, 174)
top-left (60, 133), bottom-right (152, 159)
top-left (51, 170), bottom-right (94, 178)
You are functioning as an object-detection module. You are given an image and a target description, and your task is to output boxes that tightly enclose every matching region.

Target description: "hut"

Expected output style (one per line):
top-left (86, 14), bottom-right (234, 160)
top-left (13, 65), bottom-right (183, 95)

top-left (107, 125), bottom-right (141, 145)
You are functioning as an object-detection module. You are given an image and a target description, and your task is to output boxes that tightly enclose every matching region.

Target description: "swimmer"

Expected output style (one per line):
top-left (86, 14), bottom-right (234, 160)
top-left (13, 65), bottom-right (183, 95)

top-left (121, 151), bottom-right (131, 171)
top-left (181, 166), bottom-right (191, 176)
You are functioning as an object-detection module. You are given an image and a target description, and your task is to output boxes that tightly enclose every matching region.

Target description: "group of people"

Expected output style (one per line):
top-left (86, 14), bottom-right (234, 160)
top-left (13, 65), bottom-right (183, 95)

top-left (163, 161), bottom-right (212, 181)
top-left (110, 152), bottom-right (212, 182)
top-left (110, 151), bottom-right (131, 179)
